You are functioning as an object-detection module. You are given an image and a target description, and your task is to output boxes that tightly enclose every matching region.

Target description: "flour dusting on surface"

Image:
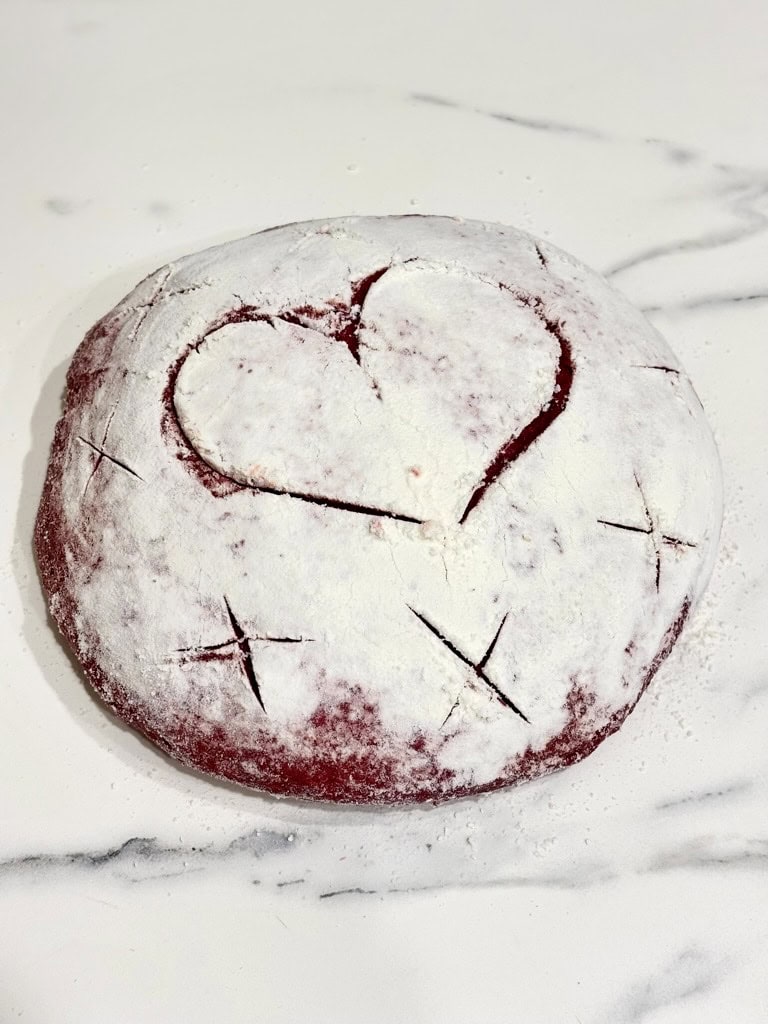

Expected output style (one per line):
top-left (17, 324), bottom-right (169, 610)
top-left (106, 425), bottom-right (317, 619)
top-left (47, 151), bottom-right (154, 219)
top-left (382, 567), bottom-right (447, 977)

top-left (34, 216), bottom-right (723, 803)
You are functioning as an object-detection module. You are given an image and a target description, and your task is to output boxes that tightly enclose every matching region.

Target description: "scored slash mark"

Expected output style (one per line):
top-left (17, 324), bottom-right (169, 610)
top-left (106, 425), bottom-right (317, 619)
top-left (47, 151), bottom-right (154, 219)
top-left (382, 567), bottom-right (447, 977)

top-left (177, 597), bottom-right (312, 713)
top-left (597, 519), bottom-right (650, 536)
top-left (78, 426), bottom-right (144, 489)
top-left (237, 480), bottom-right (422, 524)
top-left (80, 407), bottom-right (115, 496)
top-left (660, 535), bottom-right (698, 550)
top-left (476, 612), bottom-right (508, 671)
top-left (632, 364), bottom-right (681, 375)
top-left (223, 596), bottom-right (261, 711)
top-left (458, 289), bottom-right (574, 525)
top-left (333, 265), bottom-right (388, 369)
top-left (273, 265), bottom-right (388, 398)
top-left (80, 274), bottom-right (207, 497)
top-left (597, 474), bottom-right (697, 591)
top-left (408, 606), bottom-right (530, 724)
top-left (439, 696), bottom-right (461, 729)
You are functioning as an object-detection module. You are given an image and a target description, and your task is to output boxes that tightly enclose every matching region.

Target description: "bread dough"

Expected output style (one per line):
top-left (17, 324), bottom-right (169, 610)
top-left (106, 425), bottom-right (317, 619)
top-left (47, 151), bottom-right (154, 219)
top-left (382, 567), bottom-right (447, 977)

top-left (35, 216), bottom-right (723, 803)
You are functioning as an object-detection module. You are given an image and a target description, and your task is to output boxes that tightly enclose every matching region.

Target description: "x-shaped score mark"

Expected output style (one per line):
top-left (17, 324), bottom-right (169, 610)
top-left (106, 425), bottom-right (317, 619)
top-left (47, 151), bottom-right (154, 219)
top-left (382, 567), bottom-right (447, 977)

top-left (408, 606), bottom-right (530, 725)
top-left (176, 596), bottom-right (311, 713)
top-left (597, 474), bottom-right (697, 591)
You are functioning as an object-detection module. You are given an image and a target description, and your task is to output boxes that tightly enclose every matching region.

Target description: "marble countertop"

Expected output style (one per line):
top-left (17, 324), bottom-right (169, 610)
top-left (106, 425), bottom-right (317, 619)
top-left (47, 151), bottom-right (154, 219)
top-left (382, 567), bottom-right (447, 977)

top-left (2, 1), bottom-right (767, 1020)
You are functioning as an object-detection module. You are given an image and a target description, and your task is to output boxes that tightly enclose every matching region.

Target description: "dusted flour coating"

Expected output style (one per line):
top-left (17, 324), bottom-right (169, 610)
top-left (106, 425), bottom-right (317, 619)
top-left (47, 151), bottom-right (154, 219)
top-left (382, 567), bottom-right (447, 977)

top-left (34, 216), bottom-right (722, 803)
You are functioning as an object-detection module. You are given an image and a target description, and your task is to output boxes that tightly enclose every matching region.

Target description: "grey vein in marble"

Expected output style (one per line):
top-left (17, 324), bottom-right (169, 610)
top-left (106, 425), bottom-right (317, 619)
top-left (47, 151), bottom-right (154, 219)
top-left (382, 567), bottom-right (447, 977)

top-left (0, 829), bottom-right (299, 884)
top-left (4, 817), bottom-right (768, 896)
top-left (645, 837), bottom-right (768, 874)
top-left (599, 948), bottom-right (726, 1023)
top-left (43, 197), bottom-right (82, 216)
top-left (656, 780), bottom-right (752, 810)
top-left (407, 91), bottom-right (732, 164)
top-left (641, 290), bottom-right (768, 314)
top-left (605, 176), bottom-right (768, 278)
top-left (319, 887), bottom-right (379, 900)
top-left (410, 91), bottom-right (605, 140)
top-left (643, 138), bottom-right (698, 165)
top-left (317, 870), bottom-right (618, 900)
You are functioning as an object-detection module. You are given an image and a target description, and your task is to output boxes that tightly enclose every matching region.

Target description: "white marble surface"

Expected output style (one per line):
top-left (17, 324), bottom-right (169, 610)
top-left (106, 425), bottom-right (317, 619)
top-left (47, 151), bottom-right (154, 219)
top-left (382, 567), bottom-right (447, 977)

top-left (2, 1), bottom-right (767, 1020)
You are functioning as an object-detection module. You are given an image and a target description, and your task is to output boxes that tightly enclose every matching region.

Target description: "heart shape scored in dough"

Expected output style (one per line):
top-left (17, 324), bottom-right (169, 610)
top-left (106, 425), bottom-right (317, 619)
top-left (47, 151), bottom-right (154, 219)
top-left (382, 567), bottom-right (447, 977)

top-left (172, 261), bottom-right (574, 525)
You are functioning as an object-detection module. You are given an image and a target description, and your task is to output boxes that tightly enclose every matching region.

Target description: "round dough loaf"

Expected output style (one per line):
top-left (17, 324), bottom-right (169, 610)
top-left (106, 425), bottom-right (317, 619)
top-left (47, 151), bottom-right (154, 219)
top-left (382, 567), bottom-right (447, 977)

top-left (35, 215), bottom-right (722, 803)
